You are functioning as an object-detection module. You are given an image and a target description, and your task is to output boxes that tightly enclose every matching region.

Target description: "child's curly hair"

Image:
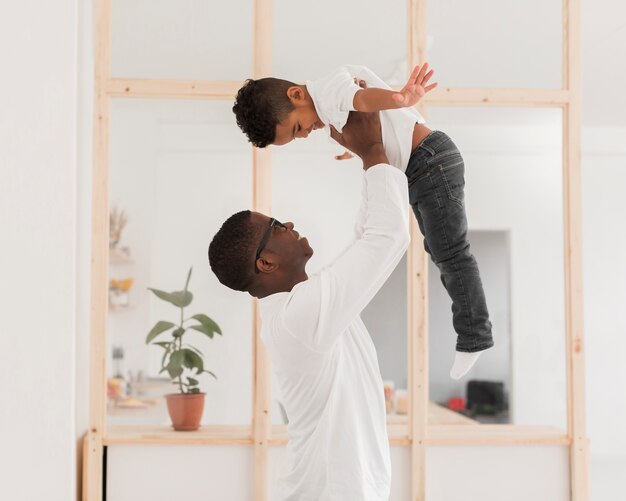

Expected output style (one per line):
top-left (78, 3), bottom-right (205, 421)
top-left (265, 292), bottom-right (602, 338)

top-left (232, 78), bottom-right (296, 148)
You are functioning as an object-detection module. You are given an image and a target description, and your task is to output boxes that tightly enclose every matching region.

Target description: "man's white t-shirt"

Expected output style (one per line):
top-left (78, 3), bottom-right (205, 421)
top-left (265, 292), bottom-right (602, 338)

top-left (259, 164), bottom-right (410, 501)
top-left (306, 64), bottom-right (426, 172)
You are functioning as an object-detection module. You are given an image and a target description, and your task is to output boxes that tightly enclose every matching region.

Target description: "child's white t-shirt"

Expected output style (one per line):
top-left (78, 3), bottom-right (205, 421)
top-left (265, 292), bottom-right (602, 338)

top-left (306, 64), bottom-right (426, 172)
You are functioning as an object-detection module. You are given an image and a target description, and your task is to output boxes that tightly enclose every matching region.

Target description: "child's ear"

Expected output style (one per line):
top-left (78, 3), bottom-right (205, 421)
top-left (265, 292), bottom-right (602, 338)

top-left (286, 86), bottom-right (306, 105)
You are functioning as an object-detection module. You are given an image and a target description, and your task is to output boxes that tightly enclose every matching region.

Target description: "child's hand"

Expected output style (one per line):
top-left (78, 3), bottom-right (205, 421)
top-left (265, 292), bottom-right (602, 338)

top-left (392, 63), bottom-right (437, 108)
top-left (335, 151), bottom-right (354, 161)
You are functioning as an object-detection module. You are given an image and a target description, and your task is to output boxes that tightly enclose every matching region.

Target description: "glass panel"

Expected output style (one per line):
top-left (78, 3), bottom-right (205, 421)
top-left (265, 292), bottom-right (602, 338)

top-left (273, 0), bottom-right (407, 85)
top-left (111, 0), bottom-right (252, 80)
top-left (269, 134), bottom-right (409, 432)
top-left (107, 99), bottom-right (253, 427)
top-left (428, 0), bottom-right (562, 88)
top-left (426, 107), bottom-right (566, 429)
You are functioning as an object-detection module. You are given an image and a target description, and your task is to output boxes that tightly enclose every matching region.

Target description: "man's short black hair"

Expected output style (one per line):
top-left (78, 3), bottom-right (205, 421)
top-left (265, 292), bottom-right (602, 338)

top-left (232, 78), bottom-right (296, 148)
top-left (208, 210), bottom-right (258, 292)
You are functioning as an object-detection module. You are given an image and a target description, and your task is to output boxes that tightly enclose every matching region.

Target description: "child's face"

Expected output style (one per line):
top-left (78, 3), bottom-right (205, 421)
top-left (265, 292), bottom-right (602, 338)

top-left (273, 87), bottom-right (324, 146)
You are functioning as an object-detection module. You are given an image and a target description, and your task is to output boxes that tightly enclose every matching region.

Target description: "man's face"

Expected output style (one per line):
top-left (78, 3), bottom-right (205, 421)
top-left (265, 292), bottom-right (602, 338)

top-left (250, 212), bottom-right (313, 274)
top-left (273, 98), bottom-right (324, 146)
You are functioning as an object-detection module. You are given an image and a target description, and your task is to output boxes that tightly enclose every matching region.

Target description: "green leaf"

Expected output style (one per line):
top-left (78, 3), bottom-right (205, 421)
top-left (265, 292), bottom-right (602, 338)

top-left (189, 388), bottom-right (201, 394)
top-left (148, 288), bottom-right (193, 308)
top-left (204, 370), bottom-right (217, 380)
top-left (166, 366), bottom-right (183, 379)
top-left (184, 267), bottom-right (193, 293)
top-left (189, 324), bottom-right (214, 339)
top-left (162, 350), bottom-right (183, 379)
top-left (154, 342), bottom-right (170, 349)
top-left (160, 348), bottom-right (169, 372)
top-left (182, 348), bottom-right (204, 374)
top-left (191, 314), bottom-right (222, 336)
top-left (187, 377), bottom-right (199, 386)
top-left (169, 350), bottom-right (185, 369)
top-left (186, 345), bottom-right (203, 356)
top-left (146, 321), bottom-right (176, 344)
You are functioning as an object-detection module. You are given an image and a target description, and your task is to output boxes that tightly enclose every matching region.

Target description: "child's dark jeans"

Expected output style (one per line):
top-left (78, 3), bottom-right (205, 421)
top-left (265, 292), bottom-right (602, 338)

top-left (406, 130), bottom-right (494, 353)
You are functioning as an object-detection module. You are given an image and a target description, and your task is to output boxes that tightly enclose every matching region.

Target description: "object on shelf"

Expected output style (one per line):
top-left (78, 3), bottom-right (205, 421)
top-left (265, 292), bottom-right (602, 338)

top-left (107, 377), bottom-right (126, 400)
top-left (146, 267), bottom-right (223, 431)
top-left (466, 380), bottom-right (507, 416)
top-left (112, 345), bottom-right (125, 378)
top-left (448, 396), bottom-right (466, 412)
top-left (395, 389), bottom-right (408, 415)
top-left (109, 206), bottom-right (128, 249)
top-left (383, 380), bottom-right (395, 414)
top-left (110, 246), bottom-right (133, 264)
top-left (109, 278), bottom-right (134, 308)
top-left (117, 396), bottom-right (149, 409)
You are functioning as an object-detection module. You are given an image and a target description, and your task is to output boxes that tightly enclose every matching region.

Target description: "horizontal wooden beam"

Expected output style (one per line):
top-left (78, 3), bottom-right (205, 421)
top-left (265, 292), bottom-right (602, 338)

top-left (423, 87), bottom-right (570, 107)
top-left (107, 79), bottom-right (241, 99)
top-left (103, 424), bottom-right (568, 447)
top-left (106, 79), bottom-right (570, 107)
top-left (426, 425), bottom-right (570, 446)
top-left (104, 425), bottom-right (253, 445)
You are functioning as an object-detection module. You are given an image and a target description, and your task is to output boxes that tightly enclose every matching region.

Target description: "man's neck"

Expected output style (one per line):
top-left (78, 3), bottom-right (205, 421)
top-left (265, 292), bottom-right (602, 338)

top-left (252, 273), bottom-right (308, 299)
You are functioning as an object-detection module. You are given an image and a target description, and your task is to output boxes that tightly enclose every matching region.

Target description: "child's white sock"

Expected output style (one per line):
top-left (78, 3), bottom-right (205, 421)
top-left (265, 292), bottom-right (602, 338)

top-left (450, 350), bottom-right (487, 380)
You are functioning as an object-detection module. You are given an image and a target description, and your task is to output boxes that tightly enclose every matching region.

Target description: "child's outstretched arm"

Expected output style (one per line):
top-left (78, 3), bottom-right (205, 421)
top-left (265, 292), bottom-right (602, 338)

top-left (352, 63), bottom-right (437, 112)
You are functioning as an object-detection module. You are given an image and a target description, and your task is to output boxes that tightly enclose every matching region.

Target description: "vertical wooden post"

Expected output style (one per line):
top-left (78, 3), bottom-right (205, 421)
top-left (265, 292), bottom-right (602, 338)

top-left (563, 1), bottom-right (589, 500)
top-left (407, 1), bottom-right (429, 500)
top-left (85, 0), bottom-right (111, 499)
top-left (252, 1), bottom-right (272, 499)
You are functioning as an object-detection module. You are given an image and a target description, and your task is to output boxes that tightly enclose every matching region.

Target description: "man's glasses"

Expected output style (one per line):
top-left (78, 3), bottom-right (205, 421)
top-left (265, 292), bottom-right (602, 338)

top-left (255, 218), bottom-right (287, 273)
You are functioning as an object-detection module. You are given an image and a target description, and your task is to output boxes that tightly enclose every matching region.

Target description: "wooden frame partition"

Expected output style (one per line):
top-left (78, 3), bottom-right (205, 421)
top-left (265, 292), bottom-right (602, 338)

top-left (84, 1), bottom-right (588, 500)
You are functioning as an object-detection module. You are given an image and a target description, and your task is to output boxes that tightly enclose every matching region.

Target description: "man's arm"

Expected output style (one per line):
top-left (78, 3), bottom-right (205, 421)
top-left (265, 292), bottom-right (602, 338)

top-left (352, 63), bottom-right (437, 112)
top-left (282, 112), bottom-right (410, 352)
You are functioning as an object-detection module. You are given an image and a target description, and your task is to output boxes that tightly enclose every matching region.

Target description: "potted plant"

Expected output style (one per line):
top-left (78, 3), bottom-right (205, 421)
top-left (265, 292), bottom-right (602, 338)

top-left (145, 267), bottom-right (222, 431)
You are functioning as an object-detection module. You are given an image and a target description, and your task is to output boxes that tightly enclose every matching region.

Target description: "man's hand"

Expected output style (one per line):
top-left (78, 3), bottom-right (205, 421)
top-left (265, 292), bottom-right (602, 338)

top-left (330, 111), bottom-right (388, 170)
top-left (334, 78), bottom-right (367, 162)
top-left (392, 63), bottom-right (437, 108)
top-left (334, 151), bottom-right (354, 161)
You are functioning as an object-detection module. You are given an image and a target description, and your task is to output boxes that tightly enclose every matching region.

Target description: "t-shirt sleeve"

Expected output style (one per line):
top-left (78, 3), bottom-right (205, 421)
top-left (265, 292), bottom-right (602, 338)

top-left (280, 164), bottom-right (410, 352)
top-left (306, 66), bottom-right (362, 133)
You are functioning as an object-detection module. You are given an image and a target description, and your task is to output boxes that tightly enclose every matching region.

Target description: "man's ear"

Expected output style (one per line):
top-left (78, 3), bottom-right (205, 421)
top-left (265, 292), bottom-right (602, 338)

top-left (256, 256), bottom-right (279, 274)
top-left (286, 85), bottom-right (306, 106)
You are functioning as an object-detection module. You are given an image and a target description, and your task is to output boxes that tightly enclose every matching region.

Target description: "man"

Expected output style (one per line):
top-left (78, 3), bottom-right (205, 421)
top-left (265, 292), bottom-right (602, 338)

top-left (208, 110), bottom-right (410, 500)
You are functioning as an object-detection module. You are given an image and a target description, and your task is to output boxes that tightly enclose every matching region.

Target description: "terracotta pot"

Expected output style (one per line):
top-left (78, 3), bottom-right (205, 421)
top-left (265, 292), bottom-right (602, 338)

top-left (165, 392), bottom-right (205, 431)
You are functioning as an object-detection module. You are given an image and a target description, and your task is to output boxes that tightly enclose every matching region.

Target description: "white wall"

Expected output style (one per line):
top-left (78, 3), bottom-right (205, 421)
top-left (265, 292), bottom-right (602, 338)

top-left (581, 126), bottom-right (626, 460)
top-left (0, 2), bottom-right (78, 501)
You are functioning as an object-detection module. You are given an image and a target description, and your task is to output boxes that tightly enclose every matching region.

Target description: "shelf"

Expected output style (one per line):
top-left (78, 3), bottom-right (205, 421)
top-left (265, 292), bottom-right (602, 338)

top-left (425, 425), bottom-right (569, 446)
top-left (104, 425), bottom-right (253, 446)
top-left (108, 304), bottom-right (135, 312)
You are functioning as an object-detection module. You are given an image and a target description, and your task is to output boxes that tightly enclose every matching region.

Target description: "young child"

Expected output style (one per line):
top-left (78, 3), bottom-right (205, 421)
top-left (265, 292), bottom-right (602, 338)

top-left (232, 64), bottom-right (494, 379)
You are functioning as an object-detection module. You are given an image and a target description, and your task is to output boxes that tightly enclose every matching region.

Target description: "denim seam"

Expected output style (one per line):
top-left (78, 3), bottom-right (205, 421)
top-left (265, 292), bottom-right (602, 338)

top-left (440, 165), bottom-right (464, 209)
top-left (426, 150), bottom-right (458, 166)
top-left (446, 246), bottom-right (475, 349)
top-left (435, 169), bottom-right (475, 350)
